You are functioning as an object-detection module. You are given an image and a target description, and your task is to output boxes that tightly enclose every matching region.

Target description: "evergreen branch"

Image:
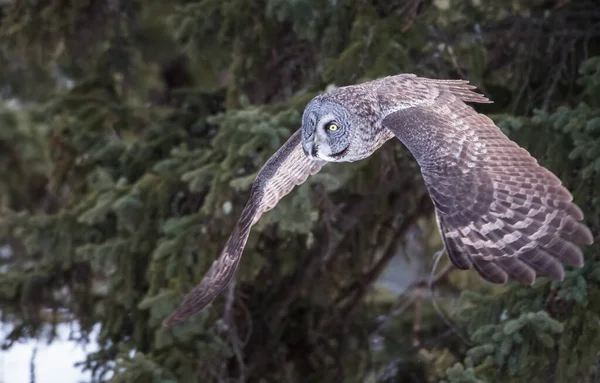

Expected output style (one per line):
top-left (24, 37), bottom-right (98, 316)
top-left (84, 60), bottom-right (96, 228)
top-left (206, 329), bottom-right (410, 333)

top-left (245, 191), bottom-right (378, 377)
top-left (336, 192), bottom-right (432, 317)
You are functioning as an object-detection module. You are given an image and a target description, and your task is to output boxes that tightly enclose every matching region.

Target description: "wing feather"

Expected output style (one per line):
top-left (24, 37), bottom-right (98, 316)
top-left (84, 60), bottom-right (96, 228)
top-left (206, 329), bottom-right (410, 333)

top-left (164, 129), bottom-right (325, 327)
top-left (382, 89), bottom-right (593, 286)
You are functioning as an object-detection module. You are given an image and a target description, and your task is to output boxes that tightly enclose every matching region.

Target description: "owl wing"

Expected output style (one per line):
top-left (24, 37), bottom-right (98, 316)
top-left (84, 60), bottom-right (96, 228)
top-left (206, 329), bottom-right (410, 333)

top-left (382, 91), bottom-right (593, 285)
top-left (164, 129), bottom-right (325, 327)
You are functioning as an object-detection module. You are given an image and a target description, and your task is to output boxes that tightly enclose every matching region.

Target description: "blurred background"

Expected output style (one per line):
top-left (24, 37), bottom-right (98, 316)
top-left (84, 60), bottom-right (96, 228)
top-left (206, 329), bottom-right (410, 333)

top-left (0, 0), bottom-right (599, 382)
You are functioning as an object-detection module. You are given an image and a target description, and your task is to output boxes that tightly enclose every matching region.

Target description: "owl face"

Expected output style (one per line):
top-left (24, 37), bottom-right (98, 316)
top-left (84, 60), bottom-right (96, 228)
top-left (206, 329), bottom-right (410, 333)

top-left (301, 97), bottom-right (357, 162)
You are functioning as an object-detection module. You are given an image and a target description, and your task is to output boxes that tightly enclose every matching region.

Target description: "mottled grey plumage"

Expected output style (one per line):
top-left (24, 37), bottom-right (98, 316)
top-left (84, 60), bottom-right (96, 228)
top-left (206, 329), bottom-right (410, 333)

top-left (163, 74), bottom-right (594, 327)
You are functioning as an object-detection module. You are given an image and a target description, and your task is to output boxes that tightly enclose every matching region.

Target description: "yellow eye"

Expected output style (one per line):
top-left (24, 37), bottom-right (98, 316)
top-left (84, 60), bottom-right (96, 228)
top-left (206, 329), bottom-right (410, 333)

top-left (328, 123), bottom-right (339, 131)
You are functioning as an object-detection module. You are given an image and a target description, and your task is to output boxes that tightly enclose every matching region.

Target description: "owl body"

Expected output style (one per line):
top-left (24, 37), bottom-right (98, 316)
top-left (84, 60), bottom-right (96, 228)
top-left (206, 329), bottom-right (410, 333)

top-left (301, 74), bottom-right (472, 166)
top-left (302, 78), bottom-right (397, 163)
top-left (164, 73), bottom-right (593, 328)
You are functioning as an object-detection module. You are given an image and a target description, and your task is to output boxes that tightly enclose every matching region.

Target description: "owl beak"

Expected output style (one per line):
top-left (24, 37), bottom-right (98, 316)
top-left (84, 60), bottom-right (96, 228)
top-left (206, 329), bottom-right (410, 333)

top-left (304, 135), bottom-right (318, 158)
top-left (311, 144), bottom-right (318, 157)
top-left (303, 131), bottom-right (318, 159)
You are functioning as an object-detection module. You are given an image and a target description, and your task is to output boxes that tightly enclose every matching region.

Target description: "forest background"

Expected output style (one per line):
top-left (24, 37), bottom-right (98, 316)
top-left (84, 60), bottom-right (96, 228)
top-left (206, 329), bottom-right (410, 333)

top-left (1, 0), bottom-right (600, 382)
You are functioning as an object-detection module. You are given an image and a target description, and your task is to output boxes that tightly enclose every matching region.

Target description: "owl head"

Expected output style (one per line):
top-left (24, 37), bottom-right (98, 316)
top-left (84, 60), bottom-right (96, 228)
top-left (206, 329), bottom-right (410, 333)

top-left (301, 96), bottom-right (361, 162)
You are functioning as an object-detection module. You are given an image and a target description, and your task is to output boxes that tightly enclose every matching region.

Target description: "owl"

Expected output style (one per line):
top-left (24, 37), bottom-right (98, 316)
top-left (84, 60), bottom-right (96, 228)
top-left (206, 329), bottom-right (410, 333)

top-left (163, 74), bottom-right (594, 327)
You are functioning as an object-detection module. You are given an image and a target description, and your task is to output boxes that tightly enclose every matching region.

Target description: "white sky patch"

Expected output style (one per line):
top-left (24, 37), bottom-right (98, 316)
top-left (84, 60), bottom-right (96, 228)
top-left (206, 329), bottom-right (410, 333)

top-left (0, 245), bottom-right (12, 260)
top-left (0, 322), bottom-right (103, 383)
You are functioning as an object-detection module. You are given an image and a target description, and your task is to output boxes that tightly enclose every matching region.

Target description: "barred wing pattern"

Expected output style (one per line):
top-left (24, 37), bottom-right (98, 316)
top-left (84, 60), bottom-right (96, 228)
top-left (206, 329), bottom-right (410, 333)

top-left (164, 130), bottom-right (325, 327)
top-left (383, 92), bottom-right (593, 284)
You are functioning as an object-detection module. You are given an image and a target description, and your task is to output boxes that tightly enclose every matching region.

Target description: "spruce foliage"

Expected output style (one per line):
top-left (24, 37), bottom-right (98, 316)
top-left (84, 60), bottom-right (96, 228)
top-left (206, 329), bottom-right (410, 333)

top-left (1, 0), bottom-right (599, 382)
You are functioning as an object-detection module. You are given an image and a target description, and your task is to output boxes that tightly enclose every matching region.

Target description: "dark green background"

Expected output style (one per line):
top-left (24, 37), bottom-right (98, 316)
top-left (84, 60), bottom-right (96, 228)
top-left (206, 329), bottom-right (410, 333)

top-left (0, 0), bottom-right (599, 381)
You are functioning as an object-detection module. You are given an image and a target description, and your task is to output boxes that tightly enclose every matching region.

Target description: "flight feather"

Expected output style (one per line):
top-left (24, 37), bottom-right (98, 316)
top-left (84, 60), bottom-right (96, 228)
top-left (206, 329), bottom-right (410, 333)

top-left (163, 130), bottom-right (325, 327)
top-left (382, 90), bottom-right (593, 285)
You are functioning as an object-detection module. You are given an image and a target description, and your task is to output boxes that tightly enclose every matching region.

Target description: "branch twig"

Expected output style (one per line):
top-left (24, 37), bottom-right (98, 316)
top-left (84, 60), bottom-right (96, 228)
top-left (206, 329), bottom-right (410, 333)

top-left (336, 193), bottom-right (431, 317)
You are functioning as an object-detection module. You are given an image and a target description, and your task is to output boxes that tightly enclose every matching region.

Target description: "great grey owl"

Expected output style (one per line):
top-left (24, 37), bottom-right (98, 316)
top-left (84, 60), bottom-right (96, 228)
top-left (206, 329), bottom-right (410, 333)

top-left (163, 74), bottom-right (594, 327)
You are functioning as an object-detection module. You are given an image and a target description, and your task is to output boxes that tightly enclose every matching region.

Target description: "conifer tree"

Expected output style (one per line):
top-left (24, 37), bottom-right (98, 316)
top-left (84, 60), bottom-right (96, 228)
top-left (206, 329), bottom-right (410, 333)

top-left (1, 0), bottom-right (598, 382)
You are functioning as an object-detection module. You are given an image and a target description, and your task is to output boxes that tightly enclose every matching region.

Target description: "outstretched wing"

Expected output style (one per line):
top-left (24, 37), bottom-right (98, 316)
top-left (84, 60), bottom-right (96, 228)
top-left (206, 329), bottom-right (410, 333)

top-left (164, 129), bottom-right (325, 327)
top-left (382, 90), bottom-right (593, 285)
